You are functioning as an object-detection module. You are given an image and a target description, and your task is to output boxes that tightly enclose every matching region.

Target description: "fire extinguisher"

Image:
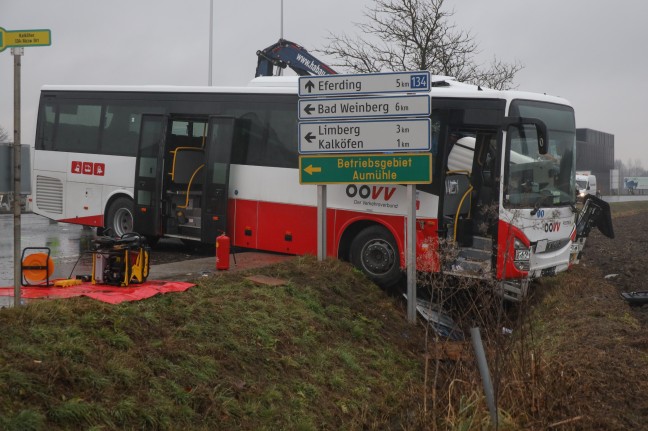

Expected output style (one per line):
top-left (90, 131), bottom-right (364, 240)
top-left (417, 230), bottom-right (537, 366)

top-left (216, 233), bottom-right (230, 270)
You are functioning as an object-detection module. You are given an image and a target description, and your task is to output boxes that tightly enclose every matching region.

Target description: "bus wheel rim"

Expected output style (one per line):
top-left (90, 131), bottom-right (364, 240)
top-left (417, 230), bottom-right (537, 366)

top-left (113, 208), bottom-right (133, 236)
top-left (360, 239), bottom-right (395, 276)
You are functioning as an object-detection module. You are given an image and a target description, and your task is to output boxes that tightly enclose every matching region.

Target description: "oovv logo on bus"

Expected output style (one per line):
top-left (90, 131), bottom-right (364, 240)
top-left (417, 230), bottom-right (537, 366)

top-left (544, 221), bottom-right (560, 232)
top-left (346, 184), bottom-right (396, 201)
top-left (345, 184), bottom-right (420, 209)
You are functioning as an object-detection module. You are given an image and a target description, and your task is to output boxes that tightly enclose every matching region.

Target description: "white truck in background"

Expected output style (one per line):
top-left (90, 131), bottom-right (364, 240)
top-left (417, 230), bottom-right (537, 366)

top-left (576, 172), bottom-right (599, 201)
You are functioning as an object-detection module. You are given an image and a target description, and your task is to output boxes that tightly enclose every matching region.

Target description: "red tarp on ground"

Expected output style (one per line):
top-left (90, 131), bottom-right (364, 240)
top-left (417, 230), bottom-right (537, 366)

top-left (0, 280), bottom-right (195, 304)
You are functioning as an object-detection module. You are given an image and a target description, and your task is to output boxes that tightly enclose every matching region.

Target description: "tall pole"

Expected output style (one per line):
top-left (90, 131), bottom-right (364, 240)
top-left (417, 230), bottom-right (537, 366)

top-left (12, 47), bottom-right (23, 307)
top-left (317, 185), bottom-right (326, 261)
top-left (280, 0), bottom-right (284, 39)
top-left (406, 184), bottom-right (416, 322)
top-left (277, 0), bottom-right (284, 76)
top-left (208, 0), bottom-right (213, 86)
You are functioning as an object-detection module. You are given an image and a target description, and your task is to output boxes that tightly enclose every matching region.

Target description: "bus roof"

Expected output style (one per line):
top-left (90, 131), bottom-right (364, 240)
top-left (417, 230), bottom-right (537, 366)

top-left (41, 75), bottom-right (572, 107)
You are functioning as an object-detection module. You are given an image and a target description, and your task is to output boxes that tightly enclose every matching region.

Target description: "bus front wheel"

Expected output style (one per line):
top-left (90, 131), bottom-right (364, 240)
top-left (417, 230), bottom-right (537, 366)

top-left (350, 225), bottom-right (402, 288)
top-left (105, 197), bottom-right (134, 237)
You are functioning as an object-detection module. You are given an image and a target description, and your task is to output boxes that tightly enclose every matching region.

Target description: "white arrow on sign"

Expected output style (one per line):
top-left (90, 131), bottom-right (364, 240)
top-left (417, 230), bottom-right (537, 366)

top-left (298, 118), bottom-right (431, 154)
top-left (298, 94), bottom-right (430, 120)
top-left (299, 71), bottom-right (431, 97)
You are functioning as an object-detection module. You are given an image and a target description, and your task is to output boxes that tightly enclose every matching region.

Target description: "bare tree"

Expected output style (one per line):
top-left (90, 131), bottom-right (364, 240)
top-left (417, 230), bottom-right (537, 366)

top-left (0, 126), bottom-right (9, 143)
top-left (626, 158), bottom-right (646, 177)
top-left (321, 0), bottom-right (523, 90)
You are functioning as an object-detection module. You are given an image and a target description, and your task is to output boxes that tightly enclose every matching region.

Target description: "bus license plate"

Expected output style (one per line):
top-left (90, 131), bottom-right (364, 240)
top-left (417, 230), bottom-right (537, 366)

top-left (541, 266), bottom-right (556, 277)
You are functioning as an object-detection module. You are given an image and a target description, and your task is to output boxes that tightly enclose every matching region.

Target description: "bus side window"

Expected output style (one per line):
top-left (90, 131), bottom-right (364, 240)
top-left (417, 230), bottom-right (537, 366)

top-left (101, 103), bottom-right (162, 157)
top-left (102, 105), bottom-right (140, 156)
top-left (265, 106), bottom-right (297, 168)
top-left (40, 102), bottom-right (56, 150)
top-left (238, 112), bottom-right (266, 166)
top-left (231, 118), bottom-right (252, 164)
top-left (56, 103), bottom-right (101, 153)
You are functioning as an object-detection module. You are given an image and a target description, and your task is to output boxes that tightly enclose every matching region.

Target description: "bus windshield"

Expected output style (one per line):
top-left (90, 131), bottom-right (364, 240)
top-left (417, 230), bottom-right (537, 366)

top-left (504, 100), bottom-right (576, 209)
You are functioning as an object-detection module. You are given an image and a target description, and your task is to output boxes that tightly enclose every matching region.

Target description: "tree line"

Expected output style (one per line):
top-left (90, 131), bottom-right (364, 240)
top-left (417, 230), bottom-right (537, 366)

top-left (616, 158), bottom-right (647, 178)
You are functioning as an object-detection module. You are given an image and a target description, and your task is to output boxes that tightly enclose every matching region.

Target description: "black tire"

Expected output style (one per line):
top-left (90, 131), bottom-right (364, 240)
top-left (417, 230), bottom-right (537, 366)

top-left (350, 225), bottom-right (403, 288)
top-left (145, 235), bottom-right (160, 247)
top-left (105, 196), bottom-right (134, 238)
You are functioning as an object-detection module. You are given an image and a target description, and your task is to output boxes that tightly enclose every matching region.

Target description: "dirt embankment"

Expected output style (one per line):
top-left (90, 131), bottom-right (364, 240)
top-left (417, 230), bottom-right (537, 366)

top-left (583, 211), bottom-right (648, 319)
top-left (533, 210), bottom-right (648, 430)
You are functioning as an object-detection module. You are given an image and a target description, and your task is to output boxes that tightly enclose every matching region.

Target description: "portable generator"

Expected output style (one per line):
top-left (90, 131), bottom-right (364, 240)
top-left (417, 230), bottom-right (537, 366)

top-left (91, 233), bottom-right (150, 286)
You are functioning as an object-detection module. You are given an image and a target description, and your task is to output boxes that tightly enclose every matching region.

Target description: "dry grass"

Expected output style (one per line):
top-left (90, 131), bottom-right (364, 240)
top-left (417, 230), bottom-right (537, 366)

top-left (609, 200), bottom-right (648, 218)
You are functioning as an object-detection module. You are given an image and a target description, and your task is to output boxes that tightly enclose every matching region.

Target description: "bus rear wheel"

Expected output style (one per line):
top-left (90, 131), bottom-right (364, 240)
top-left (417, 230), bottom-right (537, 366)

top-left (350, 225), bottom-right (402, 288)
top-left (105, 197), bottom-right (134, 237)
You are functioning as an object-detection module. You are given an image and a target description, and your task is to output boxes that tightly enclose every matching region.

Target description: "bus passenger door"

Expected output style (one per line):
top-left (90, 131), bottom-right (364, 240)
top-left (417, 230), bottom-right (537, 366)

top-left (133, 114), bottom-right (168, 237)
top-left (201, 116), bottom-right (235, 243)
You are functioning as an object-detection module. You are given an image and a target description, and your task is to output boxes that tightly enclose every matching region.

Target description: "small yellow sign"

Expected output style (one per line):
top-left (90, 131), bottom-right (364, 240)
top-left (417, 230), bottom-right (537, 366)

top-left (0, 27), bottom-right (51, 52)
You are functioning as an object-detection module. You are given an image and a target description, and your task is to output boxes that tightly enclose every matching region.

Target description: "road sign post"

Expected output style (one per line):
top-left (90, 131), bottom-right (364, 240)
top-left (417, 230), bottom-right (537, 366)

top-left (12, 47), bottom-right (22, 307)
top-left (298, 71), bottom-right (431, 323)
top-left (2, 27), bottom-right (51, 307)
top-left (407, 184), bottom-right (416, 322)
top-left (317, 185), bottom-right (326, 261)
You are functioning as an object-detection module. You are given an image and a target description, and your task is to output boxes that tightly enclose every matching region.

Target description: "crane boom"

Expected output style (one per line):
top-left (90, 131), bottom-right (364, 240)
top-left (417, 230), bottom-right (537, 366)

top-left (255, 39), bottom-right (337, 77)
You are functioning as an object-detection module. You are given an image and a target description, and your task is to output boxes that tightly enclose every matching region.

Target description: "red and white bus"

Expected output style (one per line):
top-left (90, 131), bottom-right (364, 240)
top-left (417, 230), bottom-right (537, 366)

top-left (33, 76), bottom-right (588, 298)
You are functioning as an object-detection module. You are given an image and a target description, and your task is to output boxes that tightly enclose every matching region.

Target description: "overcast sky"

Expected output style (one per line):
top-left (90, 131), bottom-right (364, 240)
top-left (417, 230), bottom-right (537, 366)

top-left (1, 0), bottom-right (646, 167)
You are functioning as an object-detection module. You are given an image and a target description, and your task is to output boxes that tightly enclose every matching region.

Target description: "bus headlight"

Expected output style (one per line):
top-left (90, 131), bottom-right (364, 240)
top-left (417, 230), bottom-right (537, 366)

top-left (515, 249), bottom-right (531, 261)
top-left (514, 238), bottom-right (530, 270)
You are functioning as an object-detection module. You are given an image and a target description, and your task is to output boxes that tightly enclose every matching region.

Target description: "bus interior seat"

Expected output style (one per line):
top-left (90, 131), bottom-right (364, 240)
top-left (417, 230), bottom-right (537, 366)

top-left (170, 147), bottom-right (204, 185)
top-left (444, 173), bottom-right (472, 217)
top-left (444, 172), bottom-right (473, 244)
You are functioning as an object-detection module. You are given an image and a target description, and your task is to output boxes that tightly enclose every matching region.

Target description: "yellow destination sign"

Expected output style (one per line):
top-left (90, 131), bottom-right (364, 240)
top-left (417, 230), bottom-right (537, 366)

top-left (0, 27), bottom-right (51, 52)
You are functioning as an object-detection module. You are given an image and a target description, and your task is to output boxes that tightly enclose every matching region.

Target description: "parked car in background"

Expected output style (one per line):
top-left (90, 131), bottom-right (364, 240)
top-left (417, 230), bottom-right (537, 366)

top-left (576, 173), bottom-right (599, 201)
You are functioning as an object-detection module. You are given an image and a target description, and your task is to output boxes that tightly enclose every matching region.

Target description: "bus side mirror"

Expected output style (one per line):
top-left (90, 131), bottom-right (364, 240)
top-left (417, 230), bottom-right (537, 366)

top-left (503, 117), bottom-right (549, 155)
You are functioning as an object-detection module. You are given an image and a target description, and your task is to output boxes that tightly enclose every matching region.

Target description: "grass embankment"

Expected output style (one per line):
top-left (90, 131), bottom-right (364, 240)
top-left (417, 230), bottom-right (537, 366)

top-left (2, 200), bottom-right (647, 430)
top-left (0, 257), bottom-right (428, 430)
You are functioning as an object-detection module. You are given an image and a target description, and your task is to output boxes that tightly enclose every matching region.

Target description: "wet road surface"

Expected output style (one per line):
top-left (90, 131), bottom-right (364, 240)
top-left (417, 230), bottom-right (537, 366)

top-left (0, 213), bottom-right (96, 286)
top-left (0, 213), bottom-right (213, 288)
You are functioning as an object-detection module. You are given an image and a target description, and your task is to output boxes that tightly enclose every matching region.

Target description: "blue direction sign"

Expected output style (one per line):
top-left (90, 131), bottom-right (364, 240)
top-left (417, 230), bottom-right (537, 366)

top-left (299, 71), bottom-right (431, 97)
top-left (298, 94), bottom-right (430, 120)
top-left (299, 118), bottom-right (431, 154)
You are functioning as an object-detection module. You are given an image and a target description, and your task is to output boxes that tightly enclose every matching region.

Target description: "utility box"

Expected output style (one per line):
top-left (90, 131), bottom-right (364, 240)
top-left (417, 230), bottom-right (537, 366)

top-left (0, 143), bottom-right (31, 194)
